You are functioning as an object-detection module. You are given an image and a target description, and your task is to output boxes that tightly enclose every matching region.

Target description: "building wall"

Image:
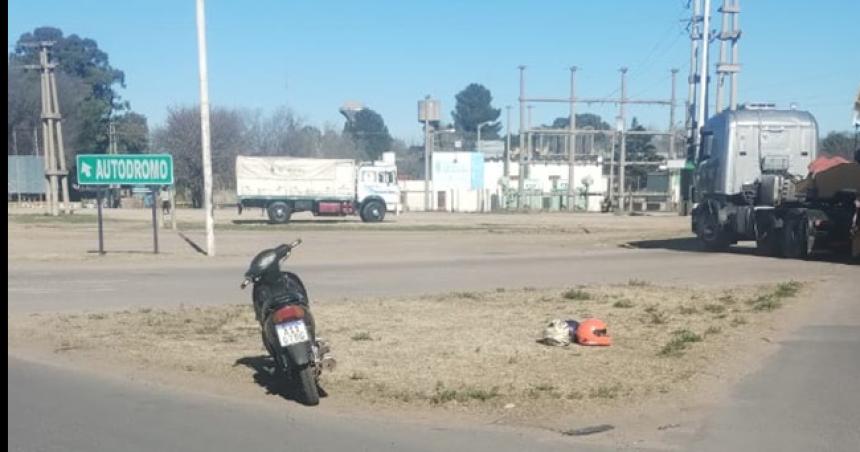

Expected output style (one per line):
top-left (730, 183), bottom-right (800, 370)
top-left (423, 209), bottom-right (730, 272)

top-left (399, 157), bottom-right (609, 213)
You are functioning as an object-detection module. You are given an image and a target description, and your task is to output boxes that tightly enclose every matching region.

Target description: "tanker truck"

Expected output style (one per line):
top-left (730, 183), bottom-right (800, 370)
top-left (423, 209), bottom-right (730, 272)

top-left (691, 105), bottom-right (860, 259)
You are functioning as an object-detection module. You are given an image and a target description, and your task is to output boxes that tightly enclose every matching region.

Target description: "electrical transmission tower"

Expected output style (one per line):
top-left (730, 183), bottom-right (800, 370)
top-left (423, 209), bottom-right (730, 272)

top-left (715, 0), bottom-right (741, 112)
top-left (23, 41), bottom-right (71, 216)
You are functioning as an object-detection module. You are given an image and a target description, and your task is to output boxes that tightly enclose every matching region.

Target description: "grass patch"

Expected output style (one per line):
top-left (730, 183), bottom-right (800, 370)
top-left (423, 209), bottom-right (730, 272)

top-left (774, 281), bottom-right (802, 298)
top-left (749, 294), bottom-right (781, 312)
top-left (562, 288), bottom-right (591, 301)
top-left (430, 382), bottom-right (499, 404)
top-left (589, 383), bottom-right (624, 399)
top-left (678, 305), bottom-right (699, 315)
top-left (658, 329), bottom-right (703, 357)
top-left (703, 304), bottom-right (726, 314)
top-left (613, 299), bottom-right (635, 308)
top-left (704, 326), bottom-right (722, 336)
top-left (718, 294), bottom-right (737, 305)
top-left (644, 305), bottom-right (670, 324)
top-left (351, 331), bottom-right (373, 341)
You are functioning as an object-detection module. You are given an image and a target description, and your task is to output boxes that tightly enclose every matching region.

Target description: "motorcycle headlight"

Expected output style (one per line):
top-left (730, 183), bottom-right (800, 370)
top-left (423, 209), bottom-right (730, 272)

top-left (257, 251), bottom-right (277, 270)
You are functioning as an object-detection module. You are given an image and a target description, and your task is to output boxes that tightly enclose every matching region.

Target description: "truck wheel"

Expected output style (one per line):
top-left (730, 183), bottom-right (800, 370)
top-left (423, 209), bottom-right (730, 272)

top-left (361, 201), bottom-right (385, 223)
top-left (782, 217), bottom-right (809, 259)
top-left (267, 202), bottom-right (292, 224)
top-left (756, 233), bottom-right (781, 257)
top-left (697, 204), bottom-right (730, 252)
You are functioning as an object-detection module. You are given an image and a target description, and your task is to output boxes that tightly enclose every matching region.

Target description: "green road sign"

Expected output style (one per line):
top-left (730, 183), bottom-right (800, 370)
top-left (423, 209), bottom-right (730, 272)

top-left (76, 154), bottom-right (173, 185)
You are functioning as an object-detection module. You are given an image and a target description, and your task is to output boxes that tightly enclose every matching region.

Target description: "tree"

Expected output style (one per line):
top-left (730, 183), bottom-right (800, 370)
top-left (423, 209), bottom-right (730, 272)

top-left (452, 83), bottom-right (501, 139)
top-left (550, 113), bottom-right (611, 131)
top-left (820, 131), bottom-right (856, 160)
top-left (151, 106), bottom-right (248, 207)
top-left (7, 27), bottom-right (146, 162)
top-left (113, 112), bottom-right (149, 154)
top-left (623, 118), bottom-right (661, 191)
top-left (344, 108), bottom-right (392, 160)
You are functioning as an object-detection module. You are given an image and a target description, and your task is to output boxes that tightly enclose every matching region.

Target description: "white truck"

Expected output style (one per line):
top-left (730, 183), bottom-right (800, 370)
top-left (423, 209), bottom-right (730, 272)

top-left (236, 156), bottom-right (399, 223)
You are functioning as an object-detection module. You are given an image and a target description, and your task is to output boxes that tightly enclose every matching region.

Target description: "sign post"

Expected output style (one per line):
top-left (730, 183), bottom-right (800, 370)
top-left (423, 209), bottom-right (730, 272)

top-left (77, 154), bottom-right (174, 254)
top-left (96, 188), bottom-right (105, 254)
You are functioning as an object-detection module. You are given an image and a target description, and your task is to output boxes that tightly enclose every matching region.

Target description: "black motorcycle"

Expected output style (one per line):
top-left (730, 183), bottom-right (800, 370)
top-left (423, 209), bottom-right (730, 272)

top-left (241, 239), bottom-right (332, 405)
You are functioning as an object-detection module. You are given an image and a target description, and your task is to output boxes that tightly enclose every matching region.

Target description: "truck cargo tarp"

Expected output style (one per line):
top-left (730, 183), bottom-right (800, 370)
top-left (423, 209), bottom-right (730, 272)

top-left (236, 156), bottom-right (356, 198)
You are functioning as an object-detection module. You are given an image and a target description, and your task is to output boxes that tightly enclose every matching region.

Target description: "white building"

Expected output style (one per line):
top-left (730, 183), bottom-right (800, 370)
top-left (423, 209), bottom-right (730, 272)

top-left (398, 151), bottom-right (608, 212)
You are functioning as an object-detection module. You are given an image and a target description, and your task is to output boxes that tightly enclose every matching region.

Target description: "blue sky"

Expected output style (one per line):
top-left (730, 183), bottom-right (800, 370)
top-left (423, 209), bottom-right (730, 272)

top-left (8, 0), bottom-right (859, 144)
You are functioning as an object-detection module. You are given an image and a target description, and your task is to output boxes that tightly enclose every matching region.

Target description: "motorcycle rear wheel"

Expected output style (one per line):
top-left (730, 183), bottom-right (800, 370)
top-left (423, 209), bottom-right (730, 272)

top-left (291, 365), bottom-right (320, 406)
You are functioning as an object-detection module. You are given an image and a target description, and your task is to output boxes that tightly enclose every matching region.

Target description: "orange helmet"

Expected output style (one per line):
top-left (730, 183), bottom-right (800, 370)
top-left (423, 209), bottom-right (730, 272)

top-left (575, 318), bottom-right (612, 346)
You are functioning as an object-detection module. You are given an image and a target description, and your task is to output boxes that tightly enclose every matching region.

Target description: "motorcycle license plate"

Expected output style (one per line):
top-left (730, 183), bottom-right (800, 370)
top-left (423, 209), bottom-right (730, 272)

top-left (276, 320), bottom-right (309, 347)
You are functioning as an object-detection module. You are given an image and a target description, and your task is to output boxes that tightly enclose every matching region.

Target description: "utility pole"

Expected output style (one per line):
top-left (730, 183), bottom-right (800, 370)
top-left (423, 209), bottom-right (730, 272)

top-left (518, 65), bottom-right (526, 209)
top-left (567, 66), bottom-right (577, 212)
top-left (608, 130), bottom-right (617, 208)
top-left (24, 41), bottom-right (71, 216)
top-left (196, 0), bottom-right (216, 256)
top-left (686, 0), bottom-right (702, 160)
top-left (617, 67), bottom-right (628, 215)
top-left (423, 95), bottom-right (432, 211)
top-left (729, 0), bottom-right (740, 110)
top-left (504, 105), bottom-right (511, 177)
top-left (670, 68), bottom-right (678, 158)
top-left (696, 0), bottom-right (712, 157)
top-left (34, 126), bottom-right (47, 205)
top-left (715, 0), bottom-right (741, 112)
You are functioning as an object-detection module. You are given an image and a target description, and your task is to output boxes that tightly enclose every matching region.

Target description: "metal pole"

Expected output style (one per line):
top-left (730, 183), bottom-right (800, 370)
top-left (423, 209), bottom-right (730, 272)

top-left (687, 0), bottom-right (701, 160)
top-left (518, 66), bottom-right (526, 209)
top-left (608, 131), bottom-right (616, 208)
top-left (170, 186), bottom-right (177, 230)
top-left (477, 123), bottom-right (482, 154)
top-left (729, 0), bottom-right (740, 110)
top-left (196, 0), bottom-right (216, 256)
top-left (97, 189), bottom-right (105, 255)
top-left (715, 0), bottom-right (729, 114)
top-left (567, 66), bottom-right (577, 212)
top-left (423, 96), bottom-right (431, 211)
top-left (504, 105), bottom-right (511, 177)
top-left (670, 69), bottom-right (678, 159)
top-left (618, 67), bottom-right (628, 215)
top-left (696, 0), bottom-right (712, 159)
top-left (151, 186), bottom-right (159, 254)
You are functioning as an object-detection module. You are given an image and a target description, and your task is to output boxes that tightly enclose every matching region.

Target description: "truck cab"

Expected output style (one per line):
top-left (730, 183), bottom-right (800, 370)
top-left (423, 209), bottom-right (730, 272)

top-left (692, 107), bottom-right (820, 253)
top-left (356, 163), bottom-right (399, 214)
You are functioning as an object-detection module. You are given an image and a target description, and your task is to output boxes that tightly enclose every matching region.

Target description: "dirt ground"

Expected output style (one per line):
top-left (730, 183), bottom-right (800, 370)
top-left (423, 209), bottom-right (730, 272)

top-left (7, 279), bottom-right (806, 431)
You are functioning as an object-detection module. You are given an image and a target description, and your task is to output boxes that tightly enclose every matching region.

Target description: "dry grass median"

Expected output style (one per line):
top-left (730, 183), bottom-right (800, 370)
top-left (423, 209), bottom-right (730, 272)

top-left (8, 281), bottom-right (804, 426)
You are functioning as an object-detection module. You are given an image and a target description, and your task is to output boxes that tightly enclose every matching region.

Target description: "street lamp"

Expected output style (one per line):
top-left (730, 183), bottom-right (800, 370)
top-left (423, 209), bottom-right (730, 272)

top-left (477, 120), bottom-right (494, 155)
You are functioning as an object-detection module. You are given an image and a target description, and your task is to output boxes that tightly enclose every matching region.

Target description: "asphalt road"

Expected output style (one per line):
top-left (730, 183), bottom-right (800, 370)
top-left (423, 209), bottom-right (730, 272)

top-left (7, 357), bottom-right (596, 452)
top-left (8, 243), bottom-right (860, 451)
top-left (7, 243), bottom-right (856, 313)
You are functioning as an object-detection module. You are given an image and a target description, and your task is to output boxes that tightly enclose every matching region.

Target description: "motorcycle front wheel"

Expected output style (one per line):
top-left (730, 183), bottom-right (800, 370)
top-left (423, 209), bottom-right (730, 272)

top-left (291, 365), bottom-right (320, 406)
